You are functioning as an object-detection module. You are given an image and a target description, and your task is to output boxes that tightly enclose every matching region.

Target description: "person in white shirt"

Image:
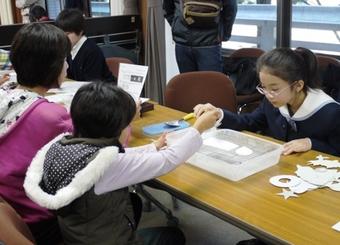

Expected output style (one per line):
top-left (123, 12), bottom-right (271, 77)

top-left (55, 8), bottom-right (115, 83)
top-left (24, 82), bottom-right (219, 245)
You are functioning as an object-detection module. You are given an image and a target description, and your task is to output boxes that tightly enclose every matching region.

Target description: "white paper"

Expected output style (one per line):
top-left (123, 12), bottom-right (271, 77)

top-left (332, 221), bottom-right (340, 232)
top-left (276, 188), bottom-right (298, 200)
top-left (117, 63), bottom-right (148, 101)
top-left (47, 81), bottom-right (90, 94)
top-left (46, 81), bottom-right (90, 110)
top-left (235, 146), bottom-right (253, 156)
top-left (308, 155), bottom-right (340, 169)
top-left (45, 93), bottom-right (74, 111)
top-left (204, 137), bottom-right (238, 151)
top-left (295, 165), bottom-right (338, 186)
top-left (140, 97), bottom-right (150, 103)
top-left (269, 175), bottom-right (301, 188)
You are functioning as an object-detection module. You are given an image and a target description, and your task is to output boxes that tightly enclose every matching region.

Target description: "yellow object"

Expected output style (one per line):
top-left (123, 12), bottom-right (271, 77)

top-left (182, 112), bottom-right (195, 121)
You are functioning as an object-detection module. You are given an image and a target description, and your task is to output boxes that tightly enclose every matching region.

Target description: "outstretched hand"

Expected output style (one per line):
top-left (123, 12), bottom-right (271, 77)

top-left (282, 138), bottom-right (312, 155)
top-left (193, 103), bottom-right (218, 117)
top-left (193, 109), bottom-right (220, 134)
top-left (154, 133), bottom-right (167, 150)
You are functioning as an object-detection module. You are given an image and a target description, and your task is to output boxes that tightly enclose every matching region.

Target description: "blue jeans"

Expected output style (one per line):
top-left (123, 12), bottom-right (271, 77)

top-left (175, 44), bottom-right (223, 73)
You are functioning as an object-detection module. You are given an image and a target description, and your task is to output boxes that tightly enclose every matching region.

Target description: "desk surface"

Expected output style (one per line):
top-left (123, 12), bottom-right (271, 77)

top-left (131, 104), bottom-right (340, 245)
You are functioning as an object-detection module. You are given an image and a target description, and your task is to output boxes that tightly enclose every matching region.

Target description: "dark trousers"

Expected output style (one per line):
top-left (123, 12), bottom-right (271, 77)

top-left (131, 193), bottom-right (185, 245)
top-left (28, 217), bottom-right (63, 245)
top-left (175, 44), bottom-right (223, 73)
top-left (137, 227), bottom-right (186, 245)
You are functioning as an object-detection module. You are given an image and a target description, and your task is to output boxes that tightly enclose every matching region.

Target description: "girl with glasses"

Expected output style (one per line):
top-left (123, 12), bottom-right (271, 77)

top-left (194, 47), bottom-right (340, 156)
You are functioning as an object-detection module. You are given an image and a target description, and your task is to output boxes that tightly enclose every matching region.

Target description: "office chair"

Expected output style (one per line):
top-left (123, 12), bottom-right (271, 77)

top-left (316, 54), bottom-right (340, 102)
top-left (105, 57), bottom-right (134, 78)
top-left (165, 71), bottom-right (237, 113)
top-left (0, 196), bottom-right (35, 245)
top-left (100, 41), bottom-right (138, 64)
top-left (228, 48), bottom-right (265, 113)
top-left (230, 47), bottom-right (265, 58)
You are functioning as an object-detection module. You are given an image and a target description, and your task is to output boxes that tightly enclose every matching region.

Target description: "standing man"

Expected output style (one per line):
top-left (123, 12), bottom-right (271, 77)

top-left (163, 0), bottom-right (237, 73)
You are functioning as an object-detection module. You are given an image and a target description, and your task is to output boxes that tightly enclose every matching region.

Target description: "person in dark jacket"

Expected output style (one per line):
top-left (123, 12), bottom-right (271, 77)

top-left (55, 8), bottom-right (115, 83)
top-left (163, 0), bottom-right (237, 73)
top-left (193, 47), bottom-right (340, 156)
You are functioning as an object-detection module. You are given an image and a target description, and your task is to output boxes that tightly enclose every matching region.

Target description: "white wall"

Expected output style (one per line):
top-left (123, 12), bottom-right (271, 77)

top-left (110, 0), bottom-right (138, 16)
top-left (165, 21), bottom-right (179, 82)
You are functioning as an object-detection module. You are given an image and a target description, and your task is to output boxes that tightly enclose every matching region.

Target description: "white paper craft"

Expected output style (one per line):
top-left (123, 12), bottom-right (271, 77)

top-left (295, 165), bottom-right (338, 186)
top-left (332, 221), bottom-right (340, 232)
top-left (117, 63), bottom-right (148, 101)
top-left (235, 146), bottom-right (253, 156)
top-left (277, 188), bottom-right (298, 200)
top-left (326, 182), bottom-right (340, 192)
top-left (308, 155), bottom-right (340, 169)
top-left (269, 175), bottom-right (301, 188)
top-left (270, 155), bottom-right (340, 198)
top-left (289, 179), bottom-right (318, 194)
top-left (204, 137), bottom-right (238, 151)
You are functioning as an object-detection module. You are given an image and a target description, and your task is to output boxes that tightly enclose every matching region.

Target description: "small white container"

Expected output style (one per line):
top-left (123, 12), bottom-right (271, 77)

top-left (168, 129), bottom-right (282, 181)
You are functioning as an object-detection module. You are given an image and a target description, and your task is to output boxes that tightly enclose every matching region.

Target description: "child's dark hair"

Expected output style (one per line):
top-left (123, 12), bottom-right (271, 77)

top-left (29, 5), bottom-right (48, 22)
top-left (70, 82), bottom-right (136, 139)
top-left (256, 47), bottom-right (320, 91)
top-left (55, 8), bottom-right (84, 35)
top-left (10, 23), bottom-right (70, 88)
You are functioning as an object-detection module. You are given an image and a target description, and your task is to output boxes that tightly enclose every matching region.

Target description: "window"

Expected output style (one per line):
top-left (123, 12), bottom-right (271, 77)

top-left (291, 0), bottom-right (340, 56)
top-left (223, 0), bottom-right (277, 51)
top-left (46, 0), bottom-right (63, 19)
top-left (90, 0), bottom-right (110, 17)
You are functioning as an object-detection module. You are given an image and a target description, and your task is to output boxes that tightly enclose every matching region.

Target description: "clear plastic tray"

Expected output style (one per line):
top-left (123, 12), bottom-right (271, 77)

top-left (168, 129), bottom-right (282, 181)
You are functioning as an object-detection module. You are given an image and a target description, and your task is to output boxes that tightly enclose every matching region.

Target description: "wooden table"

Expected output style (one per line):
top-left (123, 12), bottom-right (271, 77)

top-left (131, 104), bottom-right (340, 245)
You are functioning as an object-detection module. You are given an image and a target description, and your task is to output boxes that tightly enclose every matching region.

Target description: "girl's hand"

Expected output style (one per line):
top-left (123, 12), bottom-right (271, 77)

top-left (154, 133), bottom-right (167, 150)
top-left (282, 138), bottom-right (312, 155)
top-left (193, 109), bottom-right (220, 134)
top-left (134, 99), bottom-right (141, 120)
top-left (193, 103), bottom-right (218, 117)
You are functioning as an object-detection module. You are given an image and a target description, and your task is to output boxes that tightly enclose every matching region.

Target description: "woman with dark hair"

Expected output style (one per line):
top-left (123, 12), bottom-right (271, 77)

top-left (24, 82), bottom-right (219, 244)
top-left (0, 23), bottom-right (72, 244)
top-left (194, 47), bottom-right (340, 156)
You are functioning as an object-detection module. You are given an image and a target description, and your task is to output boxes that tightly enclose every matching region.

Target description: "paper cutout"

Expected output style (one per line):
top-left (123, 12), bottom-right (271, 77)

top-left (295, 165), bottom-right (338, 186)
top-left (308, 154), bottom-right (340, 169)
top-left (270, 155), bottom-right (340, 198)
top-left (332, 221), bottom-right (340, 232)
top-left (326, 182), bottom-right (340, 192)
top-left (235, 146), bottom-right (253, 156)
top-left (270, 175), bottom-right (301, 188)
top-left (204, 137), bottom-right (239, 151)
top-left (277, 188), bottom-right (298, 200)
top-left (289, 179), bottom-right (318, 194)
